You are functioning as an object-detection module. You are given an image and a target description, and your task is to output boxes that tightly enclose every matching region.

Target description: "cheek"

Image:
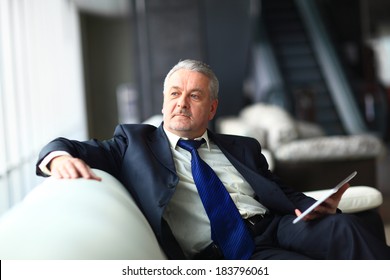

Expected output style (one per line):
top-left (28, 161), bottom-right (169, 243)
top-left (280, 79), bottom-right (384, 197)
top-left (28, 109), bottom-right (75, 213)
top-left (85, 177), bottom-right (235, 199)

top-left (162, 101), bottom-right (175, 115)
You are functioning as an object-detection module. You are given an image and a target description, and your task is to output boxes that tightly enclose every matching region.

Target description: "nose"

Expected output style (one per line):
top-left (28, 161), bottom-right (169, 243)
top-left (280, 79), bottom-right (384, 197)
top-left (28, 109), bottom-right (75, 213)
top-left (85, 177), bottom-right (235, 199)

top-left (177, 95), bottom-right (189, 108)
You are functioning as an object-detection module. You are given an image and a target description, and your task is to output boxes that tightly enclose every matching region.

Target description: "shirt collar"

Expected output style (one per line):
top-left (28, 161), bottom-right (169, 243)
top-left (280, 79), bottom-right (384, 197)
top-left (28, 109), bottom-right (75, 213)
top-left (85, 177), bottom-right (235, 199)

top-left (163, 128), bottom-right (211, 151)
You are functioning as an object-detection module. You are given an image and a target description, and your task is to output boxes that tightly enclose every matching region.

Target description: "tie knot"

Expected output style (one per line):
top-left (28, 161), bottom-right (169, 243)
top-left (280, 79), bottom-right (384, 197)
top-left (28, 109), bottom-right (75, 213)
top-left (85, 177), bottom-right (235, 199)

top-left (177, 139), bottom-right (205, 152)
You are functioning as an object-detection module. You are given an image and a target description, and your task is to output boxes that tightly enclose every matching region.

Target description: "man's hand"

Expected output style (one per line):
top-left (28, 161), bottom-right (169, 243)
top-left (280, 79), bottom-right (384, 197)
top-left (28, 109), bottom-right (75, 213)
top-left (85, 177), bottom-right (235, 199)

top-left (295, 183), bottom-right (350, 221)
top-left (50, 155), bottom-right (101, 181)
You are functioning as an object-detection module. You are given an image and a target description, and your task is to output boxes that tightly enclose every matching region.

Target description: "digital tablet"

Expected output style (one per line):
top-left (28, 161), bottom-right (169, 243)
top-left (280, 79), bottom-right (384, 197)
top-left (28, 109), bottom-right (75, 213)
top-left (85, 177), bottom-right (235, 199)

top-left (292, 171), bottom-right (357, 224)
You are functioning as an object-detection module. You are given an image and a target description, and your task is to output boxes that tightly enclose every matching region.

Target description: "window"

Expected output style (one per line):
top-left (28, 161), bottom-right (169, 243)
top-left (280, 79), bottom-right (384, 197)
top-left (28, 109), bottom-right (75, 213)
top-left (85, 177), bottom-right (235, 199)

top-left (0, 0), bottom-right (87, 215)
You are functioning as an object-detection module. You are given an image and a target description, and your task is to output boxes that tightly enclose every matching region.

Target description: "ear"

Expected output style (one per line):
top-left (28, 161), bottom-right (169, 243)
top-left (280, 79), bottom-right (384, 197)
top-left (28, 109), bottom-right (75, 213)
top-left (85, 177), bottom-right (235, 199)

top-left (208, 99), bottom-right (218, 120)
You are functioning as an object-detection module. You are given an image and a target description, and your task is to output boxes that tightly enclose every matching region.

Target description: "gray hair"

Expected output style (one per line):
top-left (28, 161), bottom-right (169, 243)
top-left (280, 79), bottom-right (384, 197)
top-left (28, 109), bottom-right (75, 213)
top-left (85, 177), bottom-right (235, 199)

top-left (163, 59), bottom-right (219, 100)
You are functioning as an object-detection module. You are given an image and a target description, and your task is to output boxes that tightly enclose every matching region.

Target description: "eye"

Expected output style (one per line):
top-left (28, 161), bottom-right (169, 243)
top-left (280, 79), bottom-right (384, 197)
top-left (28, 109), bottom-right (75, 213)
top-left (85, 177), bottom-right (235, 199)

top-left (191, 93), bottom-right (200, 100)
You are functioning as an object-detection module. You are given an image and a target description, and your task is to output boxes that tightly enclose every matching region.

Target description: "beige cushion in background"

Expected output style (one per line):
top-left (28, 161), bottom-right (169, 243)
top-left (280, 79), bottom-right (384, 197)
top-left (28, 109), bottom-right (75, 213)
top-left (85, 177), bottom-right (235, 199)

top-left (216, 116), bottom-right (268, 146)
top-left (240, 103), bottom-right (299, 151)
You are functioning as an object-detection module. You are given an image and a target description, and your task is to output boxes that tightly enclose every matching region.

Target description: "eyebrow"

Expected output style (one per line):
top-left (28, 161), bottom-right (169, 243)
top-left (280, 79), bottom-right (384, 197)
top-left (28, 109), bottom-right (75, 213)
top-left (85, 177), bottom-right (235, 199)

top-left (170, 86), bottom-right (204, 94)
top-left (170, 86), bottom-right (182, 91)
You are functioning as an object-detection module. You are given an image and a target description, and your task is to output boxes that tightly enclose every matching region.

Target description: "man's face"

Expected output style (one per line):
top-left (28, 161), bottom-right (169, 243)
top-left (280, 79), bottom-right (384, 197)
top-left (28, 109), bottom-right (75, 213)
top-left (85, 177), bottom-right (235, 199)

top-left (162, 69), bottom-right (218, 139)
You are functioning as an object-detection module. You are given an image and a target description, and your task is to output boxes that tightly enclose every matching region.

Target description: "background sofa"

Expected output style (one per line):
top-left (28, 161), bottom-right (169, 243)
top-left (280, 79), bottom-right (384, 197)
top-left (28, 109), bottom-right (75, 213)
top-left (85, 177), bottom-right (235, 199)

top-left (217, 103), bottom-right (387, 191)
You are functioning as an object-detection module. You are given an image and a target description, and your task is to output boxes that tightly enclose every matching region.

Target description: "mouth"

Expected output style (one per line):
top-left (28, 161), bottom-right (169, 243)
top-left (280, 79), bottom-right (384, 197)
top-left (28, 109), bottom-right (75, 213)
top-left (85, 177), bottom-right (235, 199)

top-left (172, 111), bottom-right (192, 119)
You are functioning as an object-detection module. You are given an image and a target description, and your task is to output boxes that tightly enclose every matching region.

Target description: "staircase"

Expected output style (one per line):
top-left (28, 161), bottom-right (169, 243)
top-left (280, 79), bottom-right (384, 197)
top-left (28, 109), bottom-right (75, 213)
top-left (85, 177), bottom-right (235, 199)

top-left (261, 0), bottom-right (345, 135)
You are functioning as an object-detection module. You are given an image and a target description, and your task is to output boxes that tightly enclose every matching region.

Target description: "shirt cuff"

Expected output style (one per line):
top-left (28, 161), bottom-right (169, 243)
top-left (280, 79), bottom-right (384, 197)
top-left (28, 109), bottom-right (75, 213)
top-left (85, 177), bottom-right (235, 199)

top-left (38, 151), bottom-right (71, 176)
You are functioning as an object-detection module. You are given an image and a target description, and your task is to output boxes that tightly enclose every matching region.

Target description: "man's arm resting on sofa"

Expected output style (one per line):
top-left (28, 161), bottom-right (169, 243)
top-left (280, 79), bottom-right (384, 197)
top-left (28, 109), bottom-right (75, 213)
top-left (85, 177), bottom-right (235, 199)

top-left (39, 152), bottom-right (101, 181)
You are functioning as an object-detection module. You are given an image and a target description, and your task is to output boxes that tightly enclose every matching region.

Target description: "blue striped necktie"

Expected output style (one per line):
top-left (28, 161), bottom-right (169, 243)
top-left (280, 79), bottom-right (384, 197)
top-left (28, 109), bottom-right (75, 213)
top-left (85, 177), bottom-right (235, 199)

top-left (177, 139), bottom-right (254, 259)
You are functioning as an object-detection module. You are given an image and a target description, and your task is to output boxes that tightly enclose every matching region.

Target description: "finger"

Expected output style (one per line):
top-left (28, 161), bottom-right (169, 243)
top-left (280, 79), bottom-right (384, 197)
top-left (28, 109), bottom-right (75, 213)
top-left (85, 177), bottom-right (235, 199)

top-left (337, 183), bottom-right (350, 196)
top-left (56, 158), bottom-right (84, 179)
top-left (295, 209), bottom-right (302, 217)
top-left (328, 183), bottom-right (350, 207)
top-left (88, 169), bottom-right (102, 181)
top-left (51, 168), bottom-right (64, 179)
top-left (313, 204), bottom-right (333, 215)
top-left (50, 156), bottom-right (101, 181)
top-left (60, 166), bottom-right (73, 179)
top-left (64, 158), bottom-right (101, 181)
top-left (74, 161), bottom-right (101, 181)
top-left (294, 209), bottom-right (315, 221)
top-left (63, 159), bottom-right (82, 179)
top-left (71, 159), bottom-right (91, 178)
top-left (50, 156), bottom-right (75, 179)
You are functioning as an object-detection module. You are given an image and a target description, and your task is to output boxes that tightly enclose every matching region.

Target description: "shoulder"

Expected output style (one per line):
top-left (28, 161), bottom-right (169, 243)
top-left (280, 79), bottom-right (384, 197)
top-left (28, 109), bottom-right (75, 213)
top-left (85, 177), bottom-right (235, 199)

top-left (113, 123), bottom-right (169, 146)
top-left (211, 130), bottom-right (260, 143)
top-left (210, 131), bottom-right (262, 150)
top-left (114, 123), bottom-right (159, 137)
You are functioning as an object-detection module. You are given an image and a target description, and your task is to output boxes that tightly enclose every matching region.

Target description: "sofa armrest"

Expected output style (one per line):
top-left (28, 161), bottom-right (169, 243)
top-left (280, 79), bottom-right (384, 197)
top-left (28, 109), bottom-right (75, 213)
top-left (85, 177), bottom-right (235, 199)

top-left (0, 169), bottom-right (166, 260)
top-left (304, 186), bottom-right (383, 213)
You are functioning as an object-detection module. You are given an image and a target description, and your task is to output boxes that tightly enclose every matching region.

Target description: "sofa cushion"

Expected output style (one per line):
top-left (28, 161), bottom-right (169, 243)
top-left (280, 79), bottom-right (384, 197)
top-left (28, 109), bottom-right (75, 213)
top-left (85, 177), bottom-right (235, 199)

top-left (216, 116), bottom-right (267, 146)
top-left (240, 103), bottom-right (299, 151)
top-left (295, 120), bottom-right (325, 139)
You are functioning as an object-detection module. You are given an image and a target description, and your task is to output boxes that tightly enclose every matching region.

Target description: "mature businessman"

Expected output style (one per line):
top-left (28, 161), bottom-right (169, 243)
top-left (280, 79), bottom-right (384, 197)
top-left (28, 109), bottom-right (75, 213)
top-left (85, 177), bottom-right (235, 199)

top-left (36, 59), bottom-right (390, 259)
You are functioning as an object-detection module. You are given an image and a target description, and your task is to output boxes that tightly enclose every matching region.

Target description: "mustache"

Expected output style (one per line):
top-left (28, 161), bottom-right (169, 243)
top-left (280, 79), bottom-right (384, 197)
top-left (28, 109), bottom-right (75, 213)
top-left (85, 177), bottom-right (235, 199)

top-left (172, 109), bottom-right (192, 117)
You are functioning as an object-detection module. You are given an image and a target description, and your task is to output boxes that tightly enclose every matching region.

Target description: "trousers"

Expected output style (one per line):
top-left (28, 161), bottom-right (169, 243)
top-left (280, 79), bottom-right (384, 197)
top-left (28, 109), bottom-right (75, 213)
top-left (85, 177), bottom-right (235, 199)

top-left (250, 212), bottom-right (390, 260)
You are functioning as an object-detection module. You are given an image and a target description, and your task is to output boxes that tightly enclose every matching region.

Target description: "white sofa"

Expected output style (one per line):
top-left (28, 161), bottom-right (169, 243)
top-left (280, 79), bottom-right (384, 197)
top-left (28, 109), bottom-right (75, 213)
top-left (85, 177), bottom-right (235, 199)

top-left (0, 169), bottom-right (383, 259)
top-left (0, 169), bottom-right (166, 260)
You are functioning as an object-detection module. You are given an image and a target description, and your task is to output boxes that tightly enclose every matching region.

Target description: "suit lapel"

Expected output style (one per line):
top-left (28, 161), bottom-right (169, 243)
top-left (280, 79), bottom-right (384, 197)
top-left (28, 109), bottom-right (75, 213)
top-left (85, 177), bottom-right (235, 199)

top-left (208, 130), bottom-right (246, 165)
top-left (209, 131), bottom-right (295, 213)
top-left (147, 125), bottom-right (177, 174)
top-left (144, 125), bottom-right (185, 258)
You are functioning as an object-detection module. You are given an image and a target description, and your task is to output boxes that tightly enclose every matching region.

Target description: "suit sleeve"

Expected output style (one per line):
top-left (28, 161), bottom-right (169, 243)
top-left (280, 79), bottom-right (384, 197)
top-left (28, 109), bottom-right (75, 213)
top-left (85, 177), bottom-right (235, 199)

top-left (36, 125), bottom-right (128, 178)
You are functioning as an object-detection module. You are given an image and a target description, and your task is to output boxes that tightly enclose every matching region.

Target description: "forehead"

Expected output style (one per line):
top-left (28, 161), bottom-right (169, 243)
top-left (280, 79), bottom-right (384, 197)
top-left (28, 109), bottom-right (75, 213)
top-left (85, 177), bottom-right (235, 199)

top-left (167, 69), bottom-right (210, 89)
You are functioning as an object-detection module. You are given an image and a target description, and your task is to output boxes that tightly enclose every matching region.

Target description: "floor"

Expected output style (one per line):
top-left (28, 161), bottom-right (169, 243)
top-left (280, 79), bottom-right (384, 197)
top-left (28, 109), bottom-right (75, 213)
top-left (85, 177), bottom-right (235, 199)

top-left (376, 142), bottom-right (390, 245)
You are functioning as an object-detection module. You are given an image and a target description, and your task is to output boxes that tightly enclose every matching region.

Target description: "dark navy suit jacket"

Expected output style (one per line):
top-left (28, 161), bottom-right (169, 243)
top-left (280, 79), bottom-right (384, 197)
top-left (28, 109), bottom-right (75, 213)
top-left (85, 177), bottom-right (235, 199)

top-left (36, 123), bottom-right (315, 259)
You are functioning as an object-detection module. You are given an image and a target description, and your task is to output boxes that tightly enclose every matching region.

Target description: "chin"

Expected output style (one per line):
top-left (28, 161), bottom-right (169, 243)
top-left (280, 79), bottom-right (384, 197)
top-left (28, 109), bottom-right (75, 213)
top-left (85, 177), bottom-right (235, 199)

top-left (170, 125), bottom-right (191, 132)
top-left (167, 121), bottom-right (190, 131)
